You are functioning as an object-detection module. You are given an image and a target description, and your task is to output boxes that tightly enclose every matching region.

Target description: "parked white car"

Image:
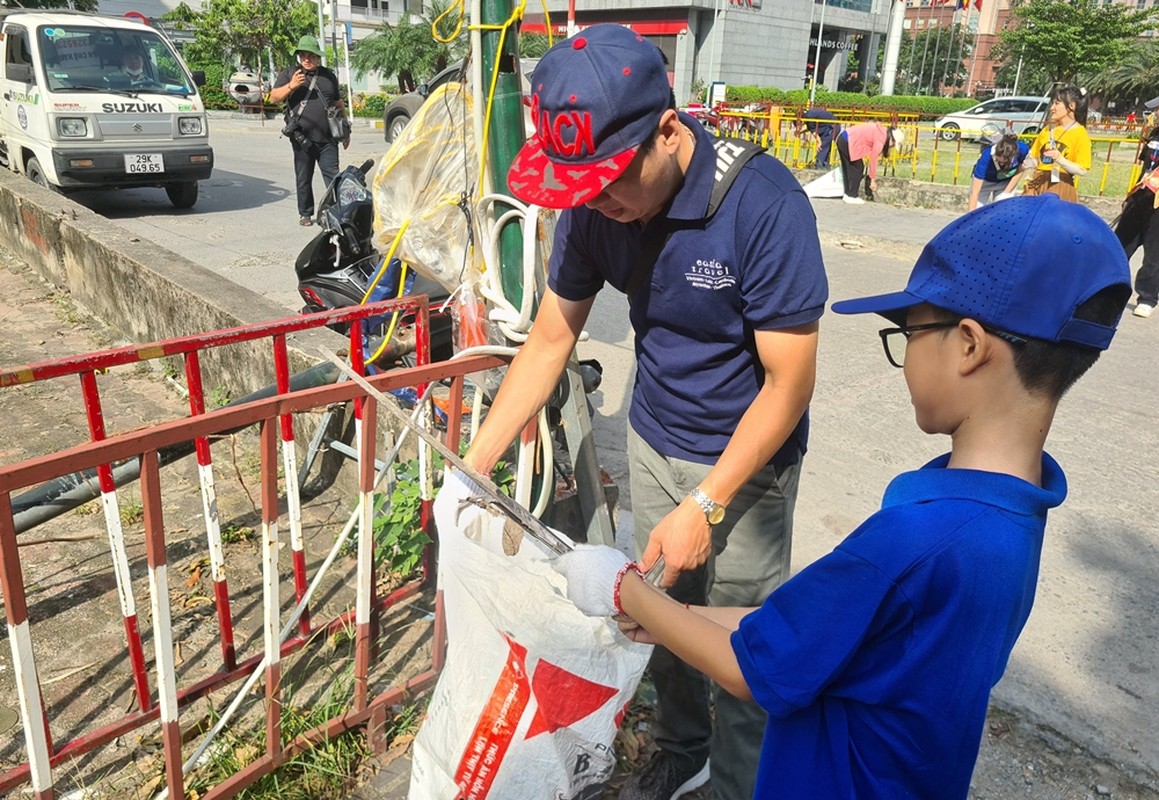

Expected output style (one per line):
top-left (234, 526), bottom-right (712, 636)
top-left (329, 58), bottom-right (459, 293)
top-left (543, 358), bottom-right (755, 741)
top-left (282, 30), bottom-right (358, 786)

top-left (934, 96), bottom-right (1049, 141)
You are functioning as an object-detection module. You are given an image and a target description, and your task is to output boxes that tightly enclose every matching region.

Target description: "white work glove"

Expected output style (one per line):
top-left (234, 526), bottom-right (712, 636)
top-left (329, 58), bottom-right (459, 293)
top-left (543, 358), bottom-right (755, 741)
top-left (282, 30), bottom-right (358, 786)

top-left (995, 192), bottom-right (1015, 202)
top-left (553, 544), bottom-right (640, 617)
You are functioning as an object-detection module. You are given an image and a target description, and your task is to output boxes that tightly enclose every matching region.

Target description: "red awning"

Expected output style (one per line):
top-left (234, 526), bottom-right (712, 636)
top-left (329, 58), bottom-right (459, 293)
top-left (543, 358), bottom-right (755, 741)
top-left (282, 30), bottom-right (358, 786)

top-left (521, 20), bottom-right (689, 36)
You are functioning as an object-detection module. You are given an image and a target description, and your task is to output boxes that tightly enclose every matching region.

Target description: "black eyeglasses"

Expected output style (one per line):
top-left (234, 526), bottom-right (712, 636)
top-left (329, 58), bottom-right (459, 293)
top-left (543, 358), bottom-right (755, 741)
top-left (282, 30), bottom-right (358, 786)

top-left (878, 321), bottom-right (1028, 368)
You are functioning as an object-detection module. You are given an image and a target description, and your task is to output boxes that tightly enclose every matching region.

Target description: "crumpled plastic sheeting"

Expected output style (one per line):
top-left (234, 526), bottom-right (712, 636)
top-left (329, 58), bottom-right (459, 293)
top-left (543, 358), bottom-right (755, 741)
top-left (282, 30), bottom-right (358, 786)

top-left (372, 81), bottom-right (479, 293)
top-left (409, 473), bottom-right (652, 799)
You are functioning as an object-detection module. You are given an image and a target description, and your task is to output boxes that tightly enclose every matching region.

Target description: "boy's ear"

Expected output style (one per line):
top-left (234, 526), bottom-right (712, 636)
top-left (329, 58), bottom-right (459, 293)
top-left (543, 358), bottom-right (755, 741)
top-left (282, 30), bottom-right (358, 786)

top-left (956, 319), bottom-right (998, 376)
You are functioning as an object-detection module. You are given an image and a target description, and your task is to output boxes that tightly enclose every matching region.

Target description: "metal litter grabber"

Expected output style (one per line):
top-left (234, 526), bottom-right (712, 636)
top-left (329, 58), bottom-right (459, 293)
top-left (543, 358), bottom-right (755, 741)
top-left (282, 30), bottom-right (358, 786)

top-left (321, 350), bottom-right (666, 583)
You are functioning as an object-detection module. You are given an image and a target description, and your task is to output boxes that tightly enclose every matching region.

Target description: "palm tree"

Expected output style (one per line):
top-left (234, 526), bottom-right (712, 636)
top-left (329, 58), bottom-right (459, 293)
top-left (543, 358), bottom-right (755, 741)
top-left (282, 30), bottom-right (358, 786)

top-left (1084, 40), bottom-right (1159, 111)
top-left (350, 0), bottom-right (468, 91)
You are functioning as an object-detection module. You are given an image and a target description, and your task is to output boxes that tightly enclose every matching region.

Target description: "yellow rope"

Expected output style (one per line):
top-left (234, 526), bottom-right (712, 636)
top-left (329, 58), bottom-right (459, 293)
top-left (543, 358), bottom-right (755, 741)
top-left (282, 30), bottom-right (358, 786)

top-left (432, 0), bottom-right (465, 44)
top-left (467, 0), bottom-right (529, 187)
top-left (362, 218), bottom-right (411, 364)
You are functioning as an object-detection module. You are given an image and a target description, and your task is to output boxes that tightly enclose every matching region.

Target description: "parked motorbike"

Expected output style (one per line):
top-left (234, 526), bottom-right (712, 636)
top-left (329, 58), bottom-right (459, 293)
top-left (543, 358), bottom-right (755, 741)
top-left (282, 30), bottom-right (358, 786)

top-left (294, 158), bottom-right (454, 364)
top-left (294, 157), bottom-right (608, 539)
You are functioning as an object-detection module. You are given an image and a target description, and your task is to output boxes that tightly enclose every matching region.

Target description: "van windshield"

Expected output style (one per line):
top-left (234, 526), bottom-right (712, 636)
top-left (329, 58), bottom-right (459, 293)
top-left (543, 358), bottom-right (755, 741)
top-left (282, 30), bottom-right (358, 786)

top-left (37, 24), bottom-right (195, 95)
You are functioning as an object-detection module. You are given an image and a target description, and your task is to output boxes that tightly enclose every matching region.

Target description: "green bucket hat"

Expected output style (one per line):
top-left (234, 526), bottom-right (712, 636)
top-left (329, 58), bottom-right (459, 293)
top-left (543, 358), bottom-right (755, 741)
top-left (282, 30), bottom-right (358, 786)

top-left (294, 35), bottom-right (324, 57)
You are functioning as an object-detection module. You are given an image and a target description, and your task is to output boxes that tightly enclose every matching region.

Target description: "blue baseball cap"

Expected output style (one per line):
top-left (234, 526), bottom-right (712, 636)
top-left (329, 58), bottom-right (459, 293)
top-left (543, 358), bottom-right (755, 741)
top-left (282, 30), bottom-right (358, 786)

top-left (831, 196), bottom-right (1130, 350)
top-left (508, 25), bottom-right (671, 209)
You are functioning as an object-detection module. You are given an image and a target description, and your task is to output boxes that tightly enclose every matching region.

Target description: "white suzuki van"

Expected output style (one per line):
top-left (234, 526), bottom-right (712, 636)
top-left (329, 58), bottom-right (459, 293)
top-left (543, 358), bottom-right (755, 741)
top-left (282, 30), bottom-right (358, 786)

top-left (0, 10), bottom-right (213, 208)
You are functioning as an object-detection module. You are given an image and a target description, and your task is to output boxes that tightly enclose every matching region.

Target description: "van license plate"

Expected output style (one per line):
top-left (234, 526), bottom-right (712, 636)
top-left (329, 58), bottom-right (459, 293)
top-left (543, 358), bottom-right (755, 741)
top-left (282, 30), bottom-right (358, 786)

top-left (125, 154), bottom-right (164, 174)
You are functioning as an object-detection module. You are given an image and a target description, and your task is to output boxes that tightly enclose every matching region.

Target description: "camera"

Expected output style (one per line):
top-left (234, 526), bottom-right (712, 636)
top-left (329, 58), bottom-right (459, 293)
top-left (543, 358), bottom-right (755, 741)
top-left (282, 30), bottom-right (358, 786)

top-left (282, 117), bottom-right (309, 147)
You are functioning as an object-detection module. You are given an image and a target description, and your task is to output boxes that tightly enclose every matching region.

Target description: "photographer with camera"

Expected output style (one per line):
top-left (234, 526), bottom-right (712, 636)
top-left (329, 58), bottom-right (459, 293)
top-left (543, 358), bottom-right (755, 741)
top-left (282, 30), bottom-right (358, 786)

top-left (269, 35), bottom-right (349, 227)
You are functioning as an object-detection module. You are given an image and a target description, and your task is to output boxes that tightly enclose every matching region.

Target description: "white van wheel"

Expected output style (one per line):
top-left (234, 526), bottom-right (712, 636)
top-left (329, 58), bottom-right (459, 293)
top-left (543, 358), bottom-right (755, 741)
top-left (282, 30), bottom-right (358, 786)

top-left (26, 157), bottom-right (54, 191)
top-left (165, 181), bottom-right (198, 209)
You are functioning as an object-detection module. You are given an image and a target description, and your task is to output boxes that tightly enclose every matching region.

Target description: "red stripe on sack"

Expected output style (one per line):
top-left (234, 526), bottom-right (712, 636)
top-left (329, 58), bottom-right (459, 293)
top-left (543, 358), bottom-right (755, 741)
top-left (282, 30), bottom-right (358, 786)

top-left (453, 637), bottom-right (530, 799)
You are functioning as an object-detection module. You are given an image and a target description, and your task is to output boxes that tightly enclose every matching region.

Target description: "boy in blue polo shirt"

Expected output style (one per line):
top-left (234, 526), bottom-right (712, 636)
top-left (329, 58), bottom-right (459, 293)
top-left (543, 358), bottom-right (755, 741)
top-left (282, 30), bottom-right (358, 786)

top-left (968, 132), bottom-right (1032, 210)
top-left (552, 196), bottom-right (1131, 798)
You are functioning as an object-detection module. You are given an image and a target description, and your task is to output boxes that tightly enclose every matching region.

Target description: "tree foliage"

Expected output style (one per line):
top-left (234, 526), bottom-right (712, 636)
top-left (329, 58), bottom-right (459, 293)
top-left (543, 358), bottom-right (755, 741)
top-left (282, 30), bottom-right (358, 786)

top-left (349, 0), bottom-right (467, 87)
top-left (519, 33), bottom-right (554, 58)
top-left (895, 25), bottom-right (973, 96)
top-left (991, 56), bottom-right (1053, 97)
top-left (995, 0), bottom-right (1157, 85)
top-left (1083, 40), bottom-right (1159, 109)
top-left (160, 0), bottom-right (318, 72)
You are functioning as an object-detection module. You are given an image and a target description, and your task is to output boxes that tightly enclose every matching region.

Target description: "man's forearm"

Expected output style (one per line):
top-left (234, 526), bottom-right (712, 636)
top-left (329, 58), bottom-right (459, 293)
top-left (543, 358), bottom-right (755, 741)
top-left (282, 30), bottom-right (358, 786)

top-left (463, 291), bottom-right (594, 474)
top-left (697, 327), bottom-right (818, 506)
top-left (463, 343), bottom-right (571, 472)
top-left (968, 178), bottom-right (983, 210)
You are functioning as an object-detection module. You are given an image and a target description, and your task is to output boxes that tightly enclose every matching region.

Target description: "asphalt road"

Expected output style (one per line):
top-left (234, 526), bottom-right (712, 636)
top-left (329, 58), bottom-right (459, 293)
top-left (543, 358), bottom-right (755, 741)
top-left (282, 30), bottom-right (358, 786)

top-left (51, 113), bottom-right (1159, 792)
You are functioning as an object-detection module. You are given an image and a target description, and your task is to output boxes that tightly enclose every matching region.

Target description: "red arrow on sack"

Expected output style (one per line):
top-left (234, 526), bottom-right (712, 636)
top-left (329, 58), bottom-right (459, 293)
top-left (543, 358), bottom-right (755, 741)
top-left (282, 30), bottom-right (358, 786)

top-left (525, 658), bottom-right (618, 738)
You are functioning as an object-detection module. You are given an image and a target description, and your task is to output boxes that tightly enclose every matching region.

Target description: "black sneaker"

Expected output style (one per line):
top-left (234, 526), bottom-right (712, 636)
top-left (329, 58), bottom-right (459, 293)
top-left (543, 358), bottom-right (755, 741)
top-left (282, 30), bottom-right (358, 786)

top-left (620, 751), bottom-right (710, 800)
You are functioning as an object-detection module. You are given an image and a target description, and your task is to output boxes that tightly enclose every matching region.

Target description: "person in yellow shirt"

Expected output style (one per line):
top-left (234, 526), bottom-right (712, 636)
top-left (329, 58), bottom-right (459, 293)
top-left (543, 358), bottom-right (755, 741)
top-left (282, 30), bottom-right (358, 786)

top-left (1023, 85), bottom-right (1092, 203)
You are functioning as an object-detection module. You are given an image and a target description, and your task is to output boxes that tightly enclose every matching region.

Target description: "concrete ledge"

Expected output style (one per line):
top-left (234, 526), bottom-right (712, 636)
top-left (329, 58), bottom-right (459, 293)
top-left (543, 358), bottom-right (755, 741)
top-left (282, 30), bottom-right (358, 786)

top-left (790, 167), bottom-right (1124, 222)
top-left (0, 169), bottom-right (342, 397)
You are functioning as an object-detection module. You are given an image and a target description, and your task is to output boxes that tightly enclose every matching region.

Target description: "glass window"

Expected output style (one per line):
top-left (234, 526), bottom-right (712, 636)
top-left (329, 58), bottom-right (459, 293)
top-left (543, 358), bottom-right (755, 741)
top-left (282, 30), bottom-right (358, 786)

top-left (37, 24), bottom-right (195, 95)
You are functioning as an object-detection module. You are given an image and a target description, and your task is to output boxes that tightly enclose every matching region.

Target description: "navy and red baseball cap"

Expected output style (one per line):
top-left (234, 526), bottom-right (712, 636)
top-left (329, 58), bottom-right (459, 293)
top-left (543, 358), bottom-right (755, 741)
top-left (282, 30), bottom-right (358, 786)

top-left (508, 24), bottom-right (671, 209)
top-left (832, 196), bottom-right (1131, 350)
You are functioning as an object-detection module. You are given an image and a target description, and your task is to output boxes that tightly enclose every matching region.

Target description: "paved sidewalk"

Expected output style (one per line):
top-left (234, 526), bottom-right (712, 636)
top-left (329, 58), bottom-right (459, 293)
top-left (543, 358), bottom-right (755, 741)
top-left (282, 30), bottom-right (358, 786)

top-left (811, 196), bottom-right (961, 249)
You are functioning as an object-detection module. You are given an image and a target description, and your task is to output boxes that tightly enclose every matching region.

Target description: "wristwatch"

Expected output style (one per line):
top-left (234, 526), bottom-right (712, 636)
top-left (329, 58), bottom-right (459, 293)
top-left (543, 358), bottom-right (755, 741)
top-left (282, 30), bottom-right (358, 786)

top-left (689, 487), bottom-right (725, 526)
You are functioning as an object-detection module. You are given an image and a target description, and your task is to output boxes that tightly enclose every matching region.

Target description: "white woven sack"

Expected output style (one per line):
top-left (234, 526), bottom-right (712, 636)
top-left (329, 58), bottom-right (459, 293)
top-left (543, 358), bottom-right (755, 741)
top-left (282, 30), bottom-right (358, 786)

top-left (803, 166), bottom-right (846, 199)
top-left (410, 475), bottom-right (652, 800)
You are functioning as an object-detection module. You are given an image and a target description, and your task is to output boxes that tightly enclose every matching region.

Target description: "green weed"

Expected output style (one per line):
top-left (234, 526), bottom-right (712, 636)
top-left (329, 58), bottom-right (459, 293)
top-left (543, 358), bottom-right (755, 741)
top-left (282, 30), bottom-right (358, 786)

top-left (221, 524), bottom-right (256, 544)
top-left (119, 500), bottom-right (144, 525)
top-left (186, 663), bottom-right (369, 800)
top-left (160, 357), bottom-right (182, 381)
top-left (72, 500), bottom-right (100, 517)
top-left (352, 451), bottom-right (515, 579)
top-left (207, 385), bottom-right (231, 409)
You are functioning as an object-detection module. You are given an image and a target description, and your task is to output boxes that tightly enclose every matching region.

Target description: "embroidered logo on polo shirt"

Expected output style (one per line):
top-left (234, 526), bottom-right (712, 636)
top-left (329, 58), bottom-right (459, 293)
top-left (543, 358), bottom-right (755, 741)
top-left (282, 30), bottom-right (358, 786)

top-left (685, 258), bottom-right (736, 290)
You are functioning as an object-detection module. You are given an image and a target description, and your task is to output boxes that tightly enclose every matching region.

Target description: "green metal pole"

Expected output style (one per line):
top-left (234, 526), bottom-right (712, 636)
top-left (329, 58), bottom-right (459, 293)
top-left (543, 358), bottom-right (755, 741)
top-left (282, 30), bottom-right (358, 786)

top-left (479, 0), bottom-right (527, 313)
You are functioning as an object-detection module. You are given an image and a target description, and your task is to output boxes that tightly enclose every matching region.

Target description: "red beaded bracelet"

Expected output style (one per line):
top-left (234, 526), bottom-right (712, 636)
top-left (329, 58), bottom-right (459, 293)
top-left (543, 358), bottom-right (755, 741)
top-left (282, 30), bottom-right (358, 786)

top-left (613, 561), bottom-right (645, 616)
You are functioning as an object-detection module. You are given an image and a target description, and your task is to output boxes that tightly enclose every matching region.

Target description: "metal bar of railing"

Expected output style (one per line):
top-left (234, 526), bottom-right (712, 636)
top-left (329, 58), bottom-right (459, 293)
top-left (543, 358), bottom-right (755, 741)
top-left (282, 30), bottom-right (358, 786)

top-left (184, 348), bottom-right (237, 669)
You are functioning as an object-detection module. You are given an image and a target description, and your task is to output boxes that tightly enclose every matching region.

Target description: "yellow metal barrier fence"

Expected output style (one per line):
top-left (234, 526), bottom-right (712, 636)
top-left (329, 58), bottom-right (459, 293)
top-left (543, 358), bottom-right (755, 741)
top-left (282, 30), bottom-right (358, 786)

top-left (705, 105), bottom-right (1146, 198)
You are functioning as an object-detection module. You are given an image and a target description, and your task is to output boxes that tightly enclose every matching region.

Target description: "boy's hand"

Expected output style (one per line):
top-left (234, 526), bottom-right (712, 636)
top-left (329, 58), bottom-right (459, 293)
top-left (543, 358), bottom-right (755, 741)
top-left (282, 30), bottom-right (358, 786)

top-left (617, 616), bottom-right (659, 645)
top-left (554, 544), bottom-right (639, 617)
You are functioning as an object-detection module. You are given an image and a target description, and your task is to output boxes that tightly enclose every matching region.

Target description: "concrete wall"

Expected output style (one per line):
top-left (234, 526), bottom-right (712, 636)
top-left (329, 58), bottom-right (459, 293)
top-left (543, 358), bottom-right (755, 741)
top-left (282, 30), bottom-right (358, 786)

top-left (0, 170), bottom-right (345, 392)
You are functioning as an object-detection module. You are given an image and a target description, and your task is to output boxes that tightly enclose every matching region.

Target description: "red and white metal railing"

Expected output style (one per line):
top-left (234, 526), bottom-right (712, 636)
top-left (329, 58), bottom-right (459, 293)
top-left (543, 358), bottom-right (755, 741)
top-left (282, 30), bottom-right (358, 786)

top-left (0, 300), bottom-right (502, 798)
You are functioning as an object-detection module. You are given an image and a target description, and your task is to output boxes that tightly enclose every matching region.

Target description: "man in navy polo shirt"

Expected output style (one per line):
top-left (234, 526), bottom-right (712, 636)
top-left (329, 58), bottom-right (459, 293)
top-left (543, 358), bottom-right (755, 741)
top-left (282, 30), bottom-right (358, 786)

top-left (463, 24), bottom-right (828, 800)
top-left (553, 196), bottom-right (1131, 799)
